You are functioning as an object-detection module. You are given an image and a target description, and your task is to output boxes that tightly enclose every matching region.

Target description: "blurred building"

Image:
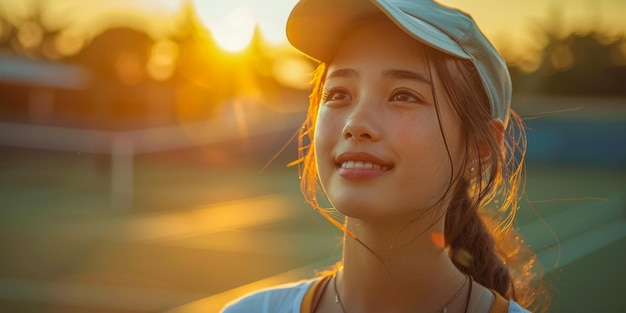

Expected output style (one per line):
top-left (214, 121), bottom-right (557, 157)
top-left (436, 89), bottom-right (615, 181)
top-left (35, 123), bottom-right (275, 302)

top-left (0, 52), bottom-right (88, 124)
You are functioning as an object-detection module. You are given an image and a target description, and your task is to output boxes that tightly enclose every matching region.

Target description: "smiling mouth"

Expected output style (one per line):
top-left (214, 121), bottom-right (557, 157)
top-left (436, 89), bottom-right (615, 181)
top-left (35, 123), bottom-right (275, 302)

top-left (340, 161), bottom-right (391, 171)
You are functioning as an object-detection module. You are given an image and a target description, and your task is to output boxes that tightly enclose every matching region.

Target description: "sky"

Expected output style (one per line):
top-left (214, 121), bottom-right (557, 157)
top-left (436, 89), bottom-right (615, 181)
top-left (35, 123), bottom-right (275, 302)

top-left (0, 0), bottom-right (625, 54)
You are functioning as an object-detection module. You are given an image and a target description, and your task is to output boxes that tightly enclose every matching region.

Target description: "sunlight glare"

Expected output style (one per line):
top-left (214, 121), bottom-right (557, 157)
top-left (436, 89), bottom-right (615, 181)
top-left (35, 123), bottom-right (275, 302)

top-left (197, 6), bottom-right (256, 52)
top-left (192, 0), bottom-right (300, 50)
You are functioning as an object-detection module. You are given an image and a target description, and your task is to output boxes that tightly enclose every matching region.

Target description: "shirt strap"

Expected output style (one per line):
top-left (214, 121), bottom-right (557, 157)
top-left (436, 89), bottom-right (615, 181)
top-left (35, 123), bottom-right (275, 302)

top-left (301, 276), bottom-right (332, 313)
top-left (489, 289), bottom-right (510, 313)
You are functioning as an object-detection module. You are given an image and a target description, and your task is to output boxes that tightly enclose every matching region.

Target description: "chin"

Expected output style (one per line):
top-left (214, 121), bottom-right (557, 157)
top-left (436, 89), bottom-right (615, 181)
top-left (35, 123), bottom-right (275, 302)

top-left (333, 198), bottom-right (438, 225)
top-left (332, 198), bottom-right (379, 218)
top-left (334, 201), bottom-right (398, 221)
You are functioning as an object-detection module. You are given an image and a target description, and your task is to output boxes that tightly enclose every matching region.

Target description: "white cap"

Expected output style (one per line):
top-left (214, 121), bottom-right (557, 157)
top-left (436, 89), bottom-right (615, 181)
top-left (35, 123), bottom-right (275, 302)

top-left (286, 0), bottom-right (511, 122)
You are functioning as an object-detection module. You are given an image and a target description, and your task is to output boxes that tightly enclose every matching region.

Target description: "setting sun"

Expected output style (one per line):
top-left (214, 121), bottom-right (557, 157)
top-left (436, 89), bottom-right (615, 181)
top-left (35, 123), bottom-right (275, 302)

top-left (191, 0), bottom-right (299, 51)
top-left (193, 2), bottom-right (257, 52)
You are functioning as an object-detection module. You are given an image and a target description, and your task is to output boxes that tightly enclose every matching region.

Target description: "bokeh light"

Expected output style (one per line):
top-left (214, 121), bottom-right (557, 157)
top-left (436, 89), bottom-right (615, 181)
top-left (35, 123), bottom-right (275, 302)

top-left (272, 56), bottom-right (316, 89)
top-left (115, 51), bottom-right (144, 85)
top-left (148, 40), bottom-right (179, 81)
top-left (54, 30), bottom-right (85, 57)
top-left (17, 21), bottom-right (43, 50)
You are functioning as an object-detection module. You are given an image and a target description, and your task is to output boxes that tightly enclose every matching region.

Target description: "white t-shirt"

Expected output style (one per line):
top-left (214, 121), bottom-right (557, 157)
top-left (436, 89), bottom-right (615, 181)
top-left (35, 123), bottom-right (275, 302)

top-left (221, 277), bottom-right (532, 313)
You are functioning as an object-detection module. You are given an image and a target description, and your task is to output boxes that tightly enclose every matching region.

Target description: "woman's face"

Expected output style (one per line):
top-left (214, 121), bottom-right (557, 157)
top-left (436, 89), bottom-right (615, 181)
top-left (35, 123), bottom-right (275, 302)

top-left (314, 20), bottom-right (467, 222)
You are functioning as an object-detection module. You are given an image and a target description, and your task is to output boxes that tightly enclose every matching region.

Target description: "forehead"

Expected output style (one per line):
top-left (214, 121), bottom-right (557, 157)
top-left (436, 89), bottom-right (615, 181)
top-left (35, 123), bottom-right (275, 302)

top-left (328, 18), bottom-right (428, 74)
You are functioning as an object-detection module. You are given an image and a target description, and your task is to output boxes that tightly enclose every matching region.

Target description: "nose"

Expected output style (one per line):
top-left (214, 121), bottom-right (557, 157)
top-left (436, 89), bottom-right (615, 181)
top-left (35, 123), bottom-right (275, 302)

top-left (342, 102), bottom-right (380, 141)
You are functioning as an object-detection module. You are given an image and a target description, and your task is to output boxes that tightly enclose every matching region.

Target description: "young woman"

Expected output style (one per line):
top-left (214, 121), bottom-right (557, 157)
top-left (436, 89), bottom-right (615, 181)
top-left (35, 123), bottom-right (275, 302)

top-left (223, 0), bottom-right (545, 312)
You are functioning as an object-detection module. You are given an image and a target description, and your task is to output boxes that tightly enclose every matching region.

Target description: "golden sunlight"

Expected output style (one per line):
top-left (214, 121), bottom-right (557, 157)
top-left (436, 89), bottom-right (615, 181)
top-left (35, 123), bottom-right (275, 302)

top-left (272, 56), bottom-right (316, 89)
top-left (194, 4), bottom-right (256, 52)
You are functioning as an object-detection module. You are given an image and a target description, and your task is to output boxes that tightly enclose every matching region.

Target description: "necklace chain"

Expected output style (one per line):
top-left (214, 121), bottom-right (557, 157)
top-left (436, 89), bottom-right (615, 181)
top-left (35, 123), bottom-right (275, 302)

top-left (437, 275), bottom-right (469, 313)
top-left (332, 273), bottom-right (470, 313)
top-left (332, 273), bottom-right (348, 313)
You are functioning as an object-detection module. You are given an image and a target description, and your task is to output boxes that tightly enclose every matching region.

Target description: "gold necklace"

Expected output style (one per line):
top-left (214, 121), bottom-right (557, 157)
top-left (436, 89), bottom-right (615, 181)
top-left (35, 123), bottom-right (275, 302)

top-left (332, 273), bottom-right (471, 313)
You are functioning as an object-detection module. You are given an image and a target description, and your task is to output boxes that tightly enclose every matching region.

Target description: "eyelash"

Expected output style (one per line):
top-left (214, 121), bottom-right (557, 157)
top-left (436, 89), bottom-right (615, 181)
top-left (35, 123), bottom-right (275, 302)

top-left (389, 88), bottom-right (425, 103)
top-left (321, 87), bottom-right (350, 102)
top-left (321, 87), bottom-right (425, 104)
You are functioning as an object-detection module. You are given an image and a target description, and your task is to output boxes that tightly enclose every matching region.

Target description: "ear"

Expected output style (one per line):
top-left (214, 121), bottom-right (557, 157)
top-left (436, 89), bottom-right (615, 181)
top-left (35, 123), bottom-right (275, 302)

top-left (465, 119), bottom-right (505, 182)
top-left (477, 118), bottom-right (505, 168)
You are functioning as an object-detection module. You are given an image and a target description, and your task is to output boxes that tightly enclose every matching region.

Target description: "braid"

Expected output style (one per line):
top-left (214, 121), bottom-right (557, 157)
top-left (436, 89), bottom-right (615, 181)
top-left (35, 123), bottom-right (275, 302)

top-left (445, 180), bottom-right (513, 298)
top-left (426, 47), bottom-right (546, 309)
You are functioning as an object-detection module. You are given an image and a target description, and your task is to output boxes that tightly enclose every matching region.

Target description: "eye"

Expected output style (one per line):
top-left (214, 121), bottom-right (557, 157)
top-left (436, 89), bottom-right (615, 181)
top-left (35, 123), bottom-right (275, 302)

top-left (322, 87), bottom-right (352, 103)
top-left (389, 88), bottom-right (424, 103)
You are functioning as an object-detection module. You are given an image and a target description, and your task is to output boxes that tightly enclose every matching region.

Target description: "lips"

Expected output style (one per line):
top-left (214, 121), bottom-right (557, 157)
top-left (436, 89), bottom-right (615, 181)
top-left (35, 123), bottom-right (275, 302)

top-left (335, 152), bottom-right (393, 178)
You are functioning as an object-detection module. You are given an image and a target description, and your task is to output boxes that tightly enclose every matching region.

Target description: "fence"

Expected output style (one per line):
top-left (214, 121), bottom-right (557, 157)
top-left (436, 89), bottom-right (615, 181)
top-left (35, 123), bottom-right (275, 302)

top-left (0, 107), bottom-right (303, 210)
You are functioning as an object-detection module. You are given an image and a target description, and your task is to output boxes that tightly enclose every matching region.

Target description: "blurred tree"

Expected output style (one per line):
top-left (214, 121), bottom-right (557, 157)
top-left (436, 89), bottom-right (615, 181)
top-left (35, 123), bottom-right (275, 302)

top-left (8, 0), bottom-right (46, 58)
top-left (75, 27), bottom-right (153, 83)
top-left (546, 33), bottom-right (626, 95)
top-left (0, 15), bottom-right (16, 51)
top-left (508, 5), bottom-right (626, 96)
top-left (511, 31), bottom-right (626, 96)
top-left (0, 0), bottom-right (85, 61)
top-left (70, 26), bottom-right (156, 128)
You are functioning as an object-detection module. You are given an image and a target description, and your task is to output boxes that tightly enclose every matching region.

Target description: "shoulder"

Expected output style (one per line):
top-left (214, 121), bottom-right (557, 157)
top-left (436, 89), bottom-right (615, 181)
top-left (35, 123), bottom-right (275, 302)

top-left (507, 300), bottom-right (532, 313)
top-left (221, 278), bottom-right (321, 313)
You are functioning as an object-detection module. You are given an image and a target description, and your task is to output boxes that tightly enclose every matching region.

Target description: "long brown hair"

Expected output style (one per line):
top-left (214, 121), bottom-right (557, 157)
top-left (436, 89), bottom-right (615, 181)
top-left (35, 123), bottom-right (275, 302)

top-left (290, 44), bottom-right (547, 312)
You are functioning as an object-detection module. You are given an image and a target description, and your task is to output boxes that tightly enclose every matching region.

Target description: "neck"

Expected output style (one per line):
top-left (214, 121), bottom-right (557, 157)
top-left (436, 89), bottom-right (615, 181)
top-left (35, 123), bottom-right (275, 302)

top-left (337, 214), bottom-right (468, 313)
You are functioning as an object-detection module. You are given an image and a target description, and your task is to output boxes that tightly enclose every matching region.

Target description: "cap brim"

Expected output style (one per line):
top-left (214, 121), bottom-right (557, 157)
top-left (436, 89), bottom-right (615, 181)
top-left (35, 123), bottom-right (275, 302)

top-left (286, 0), bottom-right (470, 63)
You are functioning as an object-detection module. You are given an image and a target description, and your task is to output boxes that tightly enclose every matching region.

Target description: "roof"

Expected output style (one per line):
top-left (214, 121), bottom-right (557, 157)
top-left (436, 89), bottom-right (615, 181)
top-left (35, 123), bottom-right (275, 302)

top-left (0, 53), bottom-right (89, 89)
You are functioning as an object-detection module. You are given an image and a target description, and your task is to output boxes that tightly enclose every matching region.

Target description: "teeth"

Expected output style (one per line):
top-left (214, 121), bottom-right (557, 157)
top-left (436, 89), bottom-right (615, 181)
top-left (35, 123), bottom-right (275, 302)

top-left (341, 161), bottom-right (389, 170)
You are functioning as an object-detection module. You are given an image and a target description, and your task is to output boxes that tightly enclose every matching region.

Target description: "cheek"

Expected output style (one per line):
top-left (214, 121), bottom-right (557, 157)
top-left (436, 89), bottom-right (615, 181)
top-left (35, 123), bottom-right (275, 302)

top-left (394, 116), bottom-right (458, 178)
top-left (314, 109), bottom-right (342, 189)
top-left (395, 121), bottom-right (420, 146)
top-left (314, 108), bottom-right (341, 152)
top-left (394, 117), bottom-right (443, 154)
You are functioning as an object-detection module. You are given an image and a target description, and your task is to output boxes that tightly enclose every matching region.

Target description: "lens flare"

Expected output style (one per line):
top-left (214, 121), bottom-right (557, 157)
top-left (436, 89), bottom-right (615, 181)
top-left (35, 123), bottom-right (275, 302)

top-left (431, 232), bottom-right (446, 249)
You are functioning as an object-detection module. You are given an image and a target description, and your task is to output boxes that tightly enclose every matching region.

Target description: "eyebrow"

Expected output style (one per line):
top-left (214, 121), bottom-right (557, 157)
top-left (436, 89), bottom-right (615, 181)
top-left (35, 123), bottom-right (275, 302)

top-left (382, 69), bottom-right (432, 85)
top-left (326, 68), bottom-right (432, 85)
top-left (327, 68), bottom-right (358, 80)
